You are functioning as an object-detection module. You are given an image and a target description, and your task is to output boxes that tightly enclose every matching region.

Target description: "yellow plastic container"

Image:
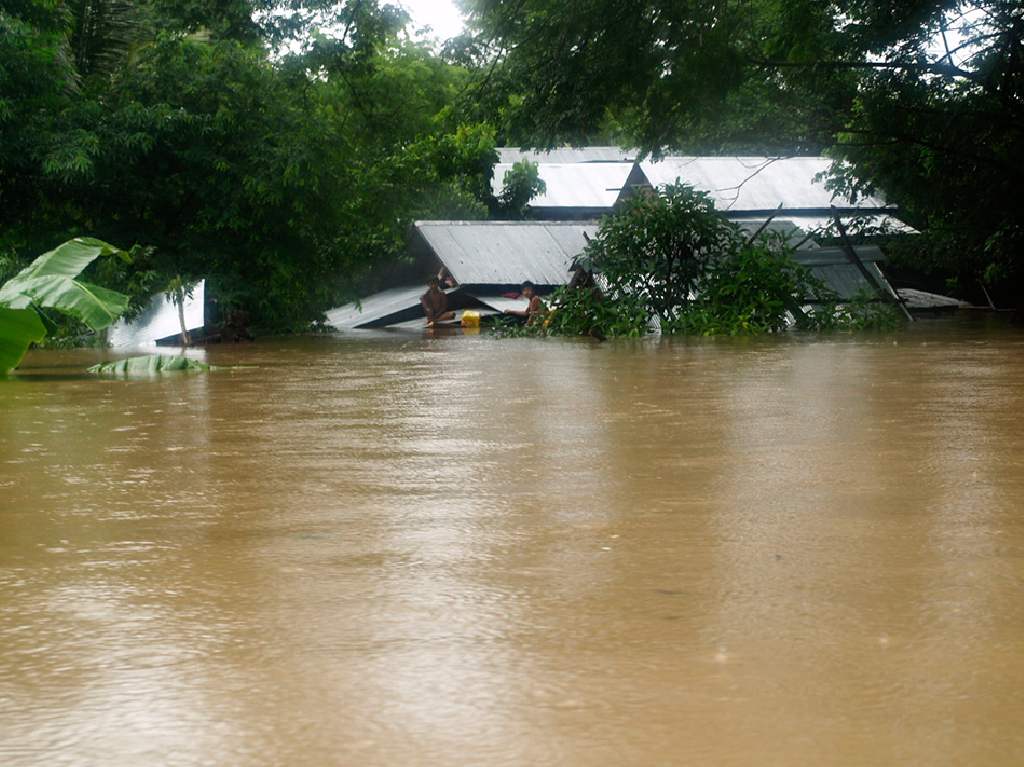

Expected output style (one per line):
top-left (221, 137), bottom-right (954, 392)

top-left (461, 310), bottom-right (481, 328)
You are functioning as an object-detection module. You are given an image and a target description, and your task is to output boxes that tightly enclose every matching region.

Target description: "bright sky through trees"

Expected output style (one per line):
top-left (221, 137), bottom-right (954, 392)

top-left (400, 0), bottom-right (465, 41)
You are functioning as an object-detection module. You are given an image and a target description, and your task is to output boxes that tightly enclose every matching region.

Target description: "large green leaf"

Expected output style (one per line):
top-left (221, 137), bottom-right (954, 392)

top-left (88, 354), bottom-right (211, 376)
top-left (0, 238), bottom-right (130, 331)
top-left (0, 307), bottom-right (47, 374)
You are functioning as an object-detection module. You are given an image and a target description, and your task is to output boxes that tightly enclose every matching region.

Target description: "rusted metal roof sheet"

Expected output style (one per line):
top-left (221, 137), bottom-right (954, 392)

top-left (497, 146), bottom-right (637, 164)
top-left (640, 157), bottom-right (892, 212)
top-left (415, 221), bottom-right (598, 286)
top-left (491, 162), bottom-right (635, 209)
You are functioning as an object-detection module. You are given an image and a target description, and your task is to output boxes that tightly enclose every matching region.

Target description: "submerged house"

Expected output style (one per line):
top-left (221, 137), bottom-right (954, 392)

top-left (638, 156), bottom-right (912, 233)
top-left (327, 222), bottom-right (595, 329)
top-left (496, 153), bottom-right (912, 232)
top-left (328, 150), bottom-right (916, 330)
top-left (108, 281), bottom-right (206, 347)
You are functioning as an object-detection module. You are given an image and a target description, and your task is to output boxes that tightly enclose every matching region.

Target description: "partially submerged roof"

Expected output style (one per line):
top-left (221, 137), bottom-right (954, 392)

top-left (334, 215), bottom-right (902, 330)
top-left (325, 286), bottom-right (529, 331)
top-left (897, 288), bottom-right (968, 311)
top-left (640, 156), bottom-right (891, 213)
top-left (497, 146), bottom-right (637, 164)
top-left (108, 280), bottom-right (205, 348)
top-left (415, 220), bottom-right (598, 287)
top-left (491, 162), bottom-right (638, 211)
top-left (792, 246), bottom-right (896, 300)
top-left (414, 219), bottom-right (896, 300)
top-left (325, 285), bottom-right (433, 329)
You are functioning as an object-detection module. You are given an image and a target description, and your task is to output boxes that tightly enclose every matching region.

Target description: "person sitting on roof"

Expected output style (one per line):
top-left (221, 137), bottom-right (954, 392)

top-left (504, 280), bottom-right (548, 324)
top-left (421, 277), bottom-right (455, 326)
top-left (437, 265), bottom-right (458, 289)
top-left (566, 260), bottom-right (604, 300)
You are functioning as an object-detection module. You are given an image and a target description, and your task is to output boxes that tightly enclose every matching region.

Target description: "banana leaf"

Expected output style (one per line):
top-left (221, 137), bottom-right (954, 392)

top-left (88, 354), bottom-right (211, 376)
top-left (0, 238), bottom-right (130, 331)
top-left (0, 307), bottom-right (47, 374)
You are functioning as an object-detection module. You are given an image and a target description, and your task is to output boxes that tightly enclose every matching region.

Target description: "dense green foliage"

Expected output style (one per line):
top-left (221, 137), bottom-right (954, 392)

top-left (5, 1), bottom-right (1019, 334)
top-left (495, 159), bottom-right (546, 219)
top-left (1, 0), bottom-right (497, 331)
top-left (590, 186), bottom-right (738, 324)
top-left (0, 306), bottom-right (46, 373)
top-left (498, 184), bottom-right (902, 339)
top-left (0, 238), bottom-right (131, 372)
top-left (464, 0), bottom-right (1023, 306)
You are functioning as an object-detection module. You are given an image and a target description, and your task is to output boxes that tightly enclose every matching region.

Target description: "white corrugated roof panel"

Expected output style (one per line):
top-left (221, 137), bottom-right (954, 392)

top-left (326, 285), bottom-right (434, 329)
top-left (108, 280), bottom-right (205, 348)
top-left (749, 213), bottom-right (916, 233)
top-left (497, 146), bottom-right (637, 164)
top-left (732, 215), bottom-right (917, 241)
top-left (640, 157), bottom-right (891, 211)
top-left (415, 221), bottom-right (598, 286)
top-left (491, 162), bottom-right (635, 209)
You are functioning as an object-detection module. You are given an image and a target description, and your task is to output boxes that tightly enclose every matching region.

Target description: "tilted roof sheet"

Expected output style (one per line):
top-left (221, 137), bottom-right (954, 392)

top-left (326, 285), bottom-right (441, 329)
top-left (415, 220), bottom-right (598, 286)
top-left (640, 157), bottom-right (891, 212)
top-left (491, 162), bottom-right (635, 209)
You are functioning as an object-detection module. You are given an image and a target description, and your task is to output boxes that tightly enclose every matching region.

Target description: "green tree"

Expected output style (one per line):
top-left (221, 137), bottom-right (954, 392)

top-left (588, 185), bottom-right (739, 326)
top-left (496, 159), bottom-right (546, 218)
top-left (517, 184), bottom-right (900, 338)
top-left (1, 0), bottom-right (499, 332)
top-left (463, 0), bottom-right (1024, 305)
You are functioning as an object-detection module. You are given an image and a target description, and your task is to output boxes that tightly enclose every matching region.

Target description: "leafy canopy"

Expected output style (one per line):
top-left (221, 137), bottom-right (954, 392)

top-left (464, 0), bottom-right (1024, 304)
top-left (1, 1), bottom-right (499, 331)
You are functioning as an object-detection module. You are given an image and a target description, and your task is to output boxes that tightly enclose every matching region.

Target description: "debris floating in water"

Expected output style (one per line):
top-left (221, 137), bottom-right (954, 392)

top-left (88, 354), bottom-right (211, 376)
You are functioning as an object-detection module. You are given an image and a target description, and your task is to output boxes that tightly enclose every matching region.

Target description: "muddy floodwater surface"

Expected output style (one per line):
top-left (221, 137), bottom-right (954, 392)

top-left (2, 319), bottom-right (1023, 766)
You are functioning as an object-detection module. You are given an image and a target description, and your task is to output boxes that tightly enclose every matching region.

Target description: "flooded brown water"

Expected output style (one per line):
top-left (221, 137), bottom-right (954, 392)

top-left (2, 318), bottom-right (1024, 766)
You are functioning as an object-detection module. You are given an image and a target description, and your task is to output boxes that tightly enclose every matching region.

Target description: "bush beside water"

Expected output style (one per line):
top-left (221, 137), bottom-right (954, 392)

top-left (495, 184), bottom-right (903, 339)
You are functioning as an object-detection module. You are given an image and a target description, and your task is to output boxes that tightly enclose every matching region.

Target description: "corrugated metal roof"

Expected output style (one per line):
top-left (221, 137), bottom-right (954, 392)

top-left (732, 214), bottom-right (916, 235)
top-left (793, 245), bottom-right (885, 266)
top-left (108, 280), bottom-right (205, 347)
top-left (639, 157), bottom-right (891, 211)
top-left (792, 246), bottom-right (897, 300)
top-left (415, 221), bottom-right (598, 286)
top-left (326, 285), bottom-right (435, 329)
top-left (414, 220), bottom-right (897, 299)
top-left (471, 295), bottom-right (531, 313)
top-left (897, 288), bottom-right (967, 310)
top-left (497, 146), bottom-right (637, 164)
top-left (805, 261), bottom-right (892, 300)
top-left (491, 162), bottom-right (635, 209)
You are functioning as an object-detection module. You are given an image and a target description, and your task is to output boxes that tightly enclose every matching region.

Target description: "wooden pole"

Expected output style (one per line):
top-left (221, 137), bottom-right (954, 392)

top-left (979, 280), bottom-right (997, 310)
